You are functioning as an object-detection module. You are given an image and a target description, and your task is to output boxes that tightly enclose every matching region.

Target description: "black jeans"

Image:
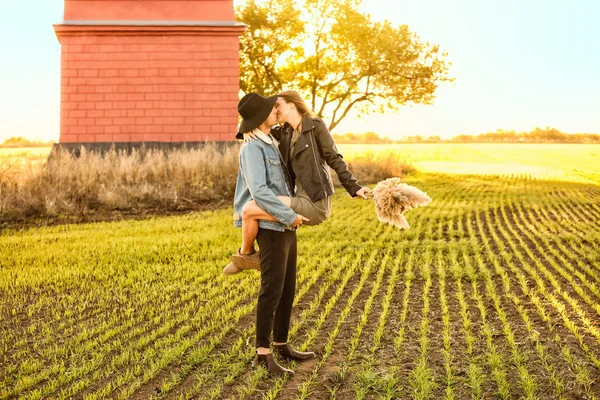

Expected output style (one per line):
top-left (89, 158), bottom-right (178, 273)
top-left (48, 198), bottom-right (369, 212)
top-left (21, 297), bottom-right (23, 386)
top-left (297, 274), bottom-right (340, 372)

top-left (255, 228), bottom-right (297, 349)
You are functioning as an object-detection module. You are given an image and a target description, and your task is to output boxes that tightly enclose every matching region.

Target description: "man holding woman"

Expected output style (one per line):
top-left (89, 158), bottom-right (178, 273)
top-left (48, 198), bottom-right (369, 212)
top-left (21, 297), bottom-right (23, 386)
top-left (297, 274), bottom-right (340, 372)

top-left (228, 90), bottom-right (370, 376)
top-left (229, 90), bottom-right (371, 271)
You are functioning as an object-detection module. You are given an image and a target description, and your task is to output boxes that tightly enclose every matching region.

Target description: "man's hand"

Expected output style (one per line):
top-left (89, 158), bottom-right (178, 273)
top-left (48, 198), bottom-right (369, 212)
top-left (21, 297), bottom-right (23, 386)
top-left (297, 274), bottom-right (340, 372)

top-left (290, 214), bottom-right (310, 228)
top-left (354, 187), bottom-right (372, 200)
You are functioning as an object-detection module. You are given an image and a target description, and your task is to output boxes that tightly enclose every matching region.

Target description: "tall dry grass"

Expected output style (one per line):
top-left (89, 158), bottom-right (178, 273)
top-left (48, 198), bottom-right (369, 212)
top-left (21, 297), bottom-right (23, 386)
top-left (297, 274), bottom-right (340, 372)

top-left (0, 144), bottom-right (239, 221)
top-left (0, 145), bottom-right (414, 223)
top-left (340, 151), bottom-right (416, 185)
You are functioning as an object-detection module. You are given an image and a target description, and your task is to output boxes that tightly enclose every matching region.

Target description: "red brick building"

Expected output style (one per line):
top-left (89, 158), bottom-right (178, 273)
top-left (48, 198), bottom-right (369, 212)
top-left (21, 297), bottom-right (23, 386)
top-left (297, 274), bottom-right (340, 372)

top-left (53, 0), bottom-right (244, 149)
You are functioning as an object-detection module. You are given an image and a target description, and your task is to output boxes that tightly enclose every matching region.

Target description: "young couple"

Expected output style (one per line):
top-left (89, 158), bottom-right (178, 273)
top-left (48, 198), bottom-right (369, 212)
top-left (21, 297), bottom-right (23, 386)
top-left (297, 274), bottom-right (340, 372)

top-left (226, 90), bottom-right (370, 375)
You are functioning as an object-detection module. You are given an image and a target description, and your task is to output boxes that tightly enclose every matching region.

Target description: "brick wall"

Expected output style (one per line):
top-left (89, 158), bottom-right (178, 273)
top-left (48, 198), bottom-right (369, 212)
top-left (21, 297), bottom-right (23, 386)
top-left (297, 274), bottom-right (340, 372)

top-left (59, 34), bottom-right (240, 143)
top-left (64, 0), bottom-right (234, 21)
top-left (54, 0), bottom-right (244, 144)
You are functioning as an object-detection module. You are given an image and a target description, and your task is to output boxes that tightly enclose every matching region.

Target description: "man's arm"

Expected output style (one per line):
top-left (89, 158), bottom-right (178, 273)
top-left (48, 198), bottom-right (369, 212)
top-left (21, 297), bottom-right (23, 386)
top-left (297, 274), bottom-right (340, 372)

top-left (240, 144), bottom-right (297, 226)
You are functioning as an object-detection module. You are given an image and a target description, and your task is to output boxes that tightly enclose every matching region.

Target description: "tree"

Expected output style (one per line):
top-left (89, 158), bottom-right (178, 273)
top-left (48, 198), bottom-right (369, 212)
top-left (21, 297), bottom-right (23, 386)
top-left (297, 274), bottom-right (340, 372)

top-left (236, 0), bottom-right (453, 131)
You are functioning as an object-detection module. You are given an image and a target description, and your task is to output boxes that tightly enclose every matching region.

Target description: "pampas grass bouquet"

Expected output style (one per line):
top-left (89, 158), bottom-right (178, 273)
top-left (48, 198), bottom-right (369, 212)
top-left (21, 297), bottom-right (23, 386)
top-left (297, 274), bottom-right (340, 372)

top-left (370, 177), bottom-right (432, 229)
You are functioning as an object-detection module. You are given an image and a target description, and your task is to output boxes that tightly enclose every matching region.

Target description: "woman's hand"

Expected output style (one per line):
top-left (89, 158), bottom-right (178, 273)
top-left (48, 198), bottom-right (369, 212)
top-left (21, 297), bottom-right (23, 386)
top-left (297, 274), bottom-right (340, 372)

top-left (354, 187), bottom-right (372, 200)
top-left (243, 132), bottom-right (257, 143)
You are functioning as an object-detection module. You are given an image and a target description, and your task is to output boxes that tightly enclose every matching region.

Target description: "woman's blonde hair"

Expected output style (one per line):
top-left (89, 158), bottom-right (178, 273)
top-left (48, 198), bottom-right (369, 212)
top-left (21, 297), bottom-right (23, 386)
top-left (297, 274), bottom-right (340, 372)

top-left (278, 90), bottom-right (316, 117)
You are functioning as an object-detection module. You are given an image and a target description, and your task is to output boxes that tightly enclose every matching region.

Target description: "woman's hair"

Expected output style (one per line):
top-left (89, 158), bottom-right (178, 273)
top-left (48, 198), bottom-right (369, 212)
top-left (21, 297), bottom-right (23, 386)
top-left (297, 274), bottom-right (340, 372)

top-left (278, 90), bottom-right (316, 117)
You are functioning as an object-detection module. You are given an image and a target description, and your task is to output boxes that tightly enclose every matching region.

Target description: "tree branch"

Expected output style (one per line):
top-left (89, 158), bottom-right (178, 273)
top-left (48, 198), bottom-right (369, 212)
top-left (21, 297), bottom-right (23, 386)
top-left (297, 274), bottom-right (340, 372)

top-left (256, 58), bottom-right (283, 92)
top-left (311, 15), bottom-right (330, 111)
top-left (330, 91), bottom-right (352, 129)
top-left (317, 73), bottom-right (347, 116)
top-left (330, 92), bottom-right (378, 131)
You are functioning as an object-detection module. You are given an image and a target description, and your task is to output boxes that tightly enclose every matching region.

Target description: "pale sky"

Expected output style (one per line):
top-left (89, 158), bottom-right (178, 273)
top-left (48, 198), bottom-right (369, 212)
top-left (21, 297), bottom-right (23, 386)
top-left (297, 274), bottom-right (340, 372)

top-left (0, 0), bottom-right (598, 142)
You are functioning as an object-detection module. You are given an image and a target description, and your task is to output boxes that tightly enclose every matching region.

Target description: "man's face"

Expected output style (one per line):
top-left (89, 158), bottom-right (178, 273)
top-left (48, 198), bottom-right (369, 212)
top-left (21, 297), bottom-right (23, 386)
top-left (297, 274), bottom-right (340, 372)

top-left (264, 106), bottom-right (278, 127)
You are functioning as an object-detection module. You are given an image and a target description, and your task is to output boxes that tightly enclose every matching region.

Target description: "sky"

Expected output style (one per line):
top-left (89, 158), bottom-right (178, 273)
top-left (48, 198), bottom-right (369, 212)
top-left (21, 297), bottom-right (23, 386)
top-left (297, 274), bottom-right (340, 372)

top-left (0, 0), bottom-right (598, 142)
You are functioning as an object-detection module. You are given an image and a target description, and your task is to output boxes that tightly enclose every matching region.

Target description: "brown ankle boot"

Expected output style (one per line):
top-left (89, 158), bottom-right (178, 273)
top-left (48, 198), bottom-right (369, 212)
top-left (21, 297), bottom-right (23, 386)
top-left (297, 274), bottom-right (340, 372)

top-left (273, 343), bottom-right (315, 361)
top-left (252, 352), bottom-right (294, 376)
top-left (232, 248), bottom-right (261, 271)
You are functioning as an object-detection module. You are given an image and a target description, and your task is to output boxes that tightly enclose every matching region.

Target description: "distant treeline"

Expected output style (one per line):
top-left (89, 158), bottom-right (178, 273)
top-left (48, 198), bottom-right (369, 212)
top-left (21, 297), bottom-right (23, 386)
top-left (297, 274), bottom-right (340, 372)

top-left (333, 127), bottom-right (600, 144)
top-left (0, 137), bottom-right (55, 148)
top-left (3, 127), bottom-right (599, 148)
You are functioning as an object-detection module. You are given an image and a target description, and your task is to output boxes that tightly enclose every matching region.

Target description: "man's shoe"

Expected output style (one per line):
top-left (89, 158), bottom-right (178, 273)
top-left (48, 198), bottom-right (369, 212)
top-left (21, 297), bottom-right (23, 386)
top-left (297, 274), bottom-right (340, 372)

top-left (273, 343), bottom-right (315, 361)
top-left (252, 352), bottom-right (294, 376)
top-left (232, 248), bottom-right (261, 271)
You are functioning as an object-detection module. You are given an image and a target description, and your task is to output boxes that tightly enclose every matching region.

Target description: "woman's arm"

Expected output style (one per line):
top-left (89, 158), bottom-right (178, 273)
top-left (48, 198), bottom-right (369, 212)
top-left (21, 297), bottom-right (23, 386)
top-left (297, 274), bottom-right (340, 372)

top-left (242, 125), bottom-right (284, 142)
top-left (270, 125), bottom-right (284, 141)
top-left (312, 118), bottom-right (363, 197)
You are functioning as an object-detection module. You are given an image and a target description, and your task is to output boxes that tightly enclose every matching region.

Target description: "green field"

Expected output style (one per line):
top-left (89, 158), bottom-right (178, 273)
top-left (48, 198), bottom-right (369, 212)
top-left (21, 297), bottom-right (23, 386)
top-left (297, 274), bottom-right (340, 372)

top-left (1, 144), bottom-right (600, 399)
top-left (338, 143), bottom-right (600, 184)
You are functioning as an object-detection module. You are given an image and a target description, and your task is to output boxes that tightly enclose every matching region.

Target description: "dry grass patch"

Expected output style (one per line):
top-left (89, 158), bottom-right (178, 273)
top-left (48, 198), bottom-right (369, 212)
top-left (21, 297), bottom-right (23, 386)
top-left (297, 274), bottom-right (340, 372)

top-left (0, 144), bottom-right (239, 222)
top-left (0, 145), bottom-right (415, 224)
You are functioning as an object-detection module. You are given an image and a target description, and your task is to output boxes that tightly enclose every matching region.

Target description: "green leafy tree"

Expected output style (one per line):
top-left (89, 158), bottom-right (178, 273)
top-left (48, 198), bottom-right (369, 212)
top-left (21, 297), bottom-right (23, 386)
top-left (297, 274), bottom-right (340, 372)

top-left (236, 0), bottom-right (453, 131)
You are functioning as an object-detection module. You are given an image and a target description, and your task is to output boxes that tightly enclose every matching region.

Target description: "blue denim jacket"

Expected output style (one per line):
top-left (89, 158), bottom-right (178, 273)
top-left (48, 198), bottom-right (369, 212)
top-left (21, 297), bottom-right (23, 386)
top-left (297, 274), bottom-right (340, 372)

top-left (233, 134), bottom-right (297, 232)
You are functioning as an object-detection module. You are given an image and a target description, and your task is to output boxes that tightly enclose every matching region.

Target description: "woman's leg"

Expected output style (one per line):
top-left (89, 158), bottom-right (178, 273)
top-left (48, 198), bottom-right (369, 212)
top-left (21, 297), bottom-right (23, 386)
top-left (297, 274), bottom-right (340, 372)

top-left (240, 196), bottom-right (292, 254)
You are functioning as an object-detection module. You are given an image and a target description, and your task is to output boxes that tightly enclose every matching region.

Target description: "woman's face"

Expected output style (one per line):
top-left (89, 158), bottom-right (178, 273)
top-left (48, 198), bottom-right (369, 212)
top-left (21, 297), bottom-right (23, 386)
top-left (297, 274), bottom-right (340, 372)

top-left (275, 98), bottom-right (294, 123)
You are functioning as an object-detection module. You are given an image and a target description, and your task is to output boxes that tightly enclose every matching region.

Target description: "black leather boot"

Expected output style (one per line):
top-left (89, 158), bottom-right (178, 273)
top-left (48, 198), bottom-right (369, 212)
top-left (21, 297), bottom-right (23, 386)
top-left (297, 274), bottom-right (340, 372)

top-left (273, 343), bottom-right (315, 361)
top-left (252, 352), bottom-right (294, 376)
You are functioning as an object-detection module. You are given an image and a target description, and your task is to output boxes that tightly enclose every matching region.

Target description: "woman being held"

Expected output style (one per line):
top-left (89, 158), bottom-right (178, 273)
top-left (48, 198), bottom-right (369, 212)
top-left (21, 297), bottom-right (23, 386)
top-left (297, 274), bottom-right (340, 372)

top-left (225, 90), bottom-right (371, 273)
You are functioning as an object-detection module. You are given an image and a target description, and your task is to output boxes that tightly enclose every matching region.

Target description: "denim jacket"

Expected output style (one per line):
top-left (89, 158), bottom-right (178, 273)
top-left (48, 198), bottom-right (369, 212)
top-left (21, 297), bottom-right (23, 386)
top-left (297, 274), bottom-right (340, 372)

top-left (233, 133), bottom-right (297, 232)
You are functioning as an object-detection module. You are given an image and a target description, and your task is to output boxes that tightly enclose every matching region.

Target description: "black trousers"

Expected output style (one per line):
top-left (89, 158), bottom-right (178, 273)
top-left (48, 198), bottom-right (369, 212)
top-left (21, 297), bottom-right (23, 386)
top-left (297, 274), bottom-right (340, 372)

top-left (255, 228), bottom-right (297, 349)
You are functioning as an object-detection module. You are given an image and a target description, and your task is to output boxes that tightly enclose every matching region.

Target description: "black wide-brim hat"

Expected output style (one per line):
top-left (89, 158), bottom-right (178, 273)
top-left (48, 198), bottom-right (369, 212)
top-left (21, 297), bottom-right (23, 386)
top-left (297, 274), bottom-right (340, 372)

top-left (236, 93), bottom-right (278, 139)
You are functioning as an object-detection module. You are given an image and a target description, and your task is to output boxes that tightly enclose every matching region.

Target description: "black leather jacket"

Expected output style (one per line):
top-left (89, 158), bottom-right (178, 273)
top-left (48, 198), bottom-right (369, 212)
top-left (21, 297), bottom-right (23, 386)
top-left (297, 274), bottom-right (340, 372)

top-left (271, 115), bottom-right (362, 203)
